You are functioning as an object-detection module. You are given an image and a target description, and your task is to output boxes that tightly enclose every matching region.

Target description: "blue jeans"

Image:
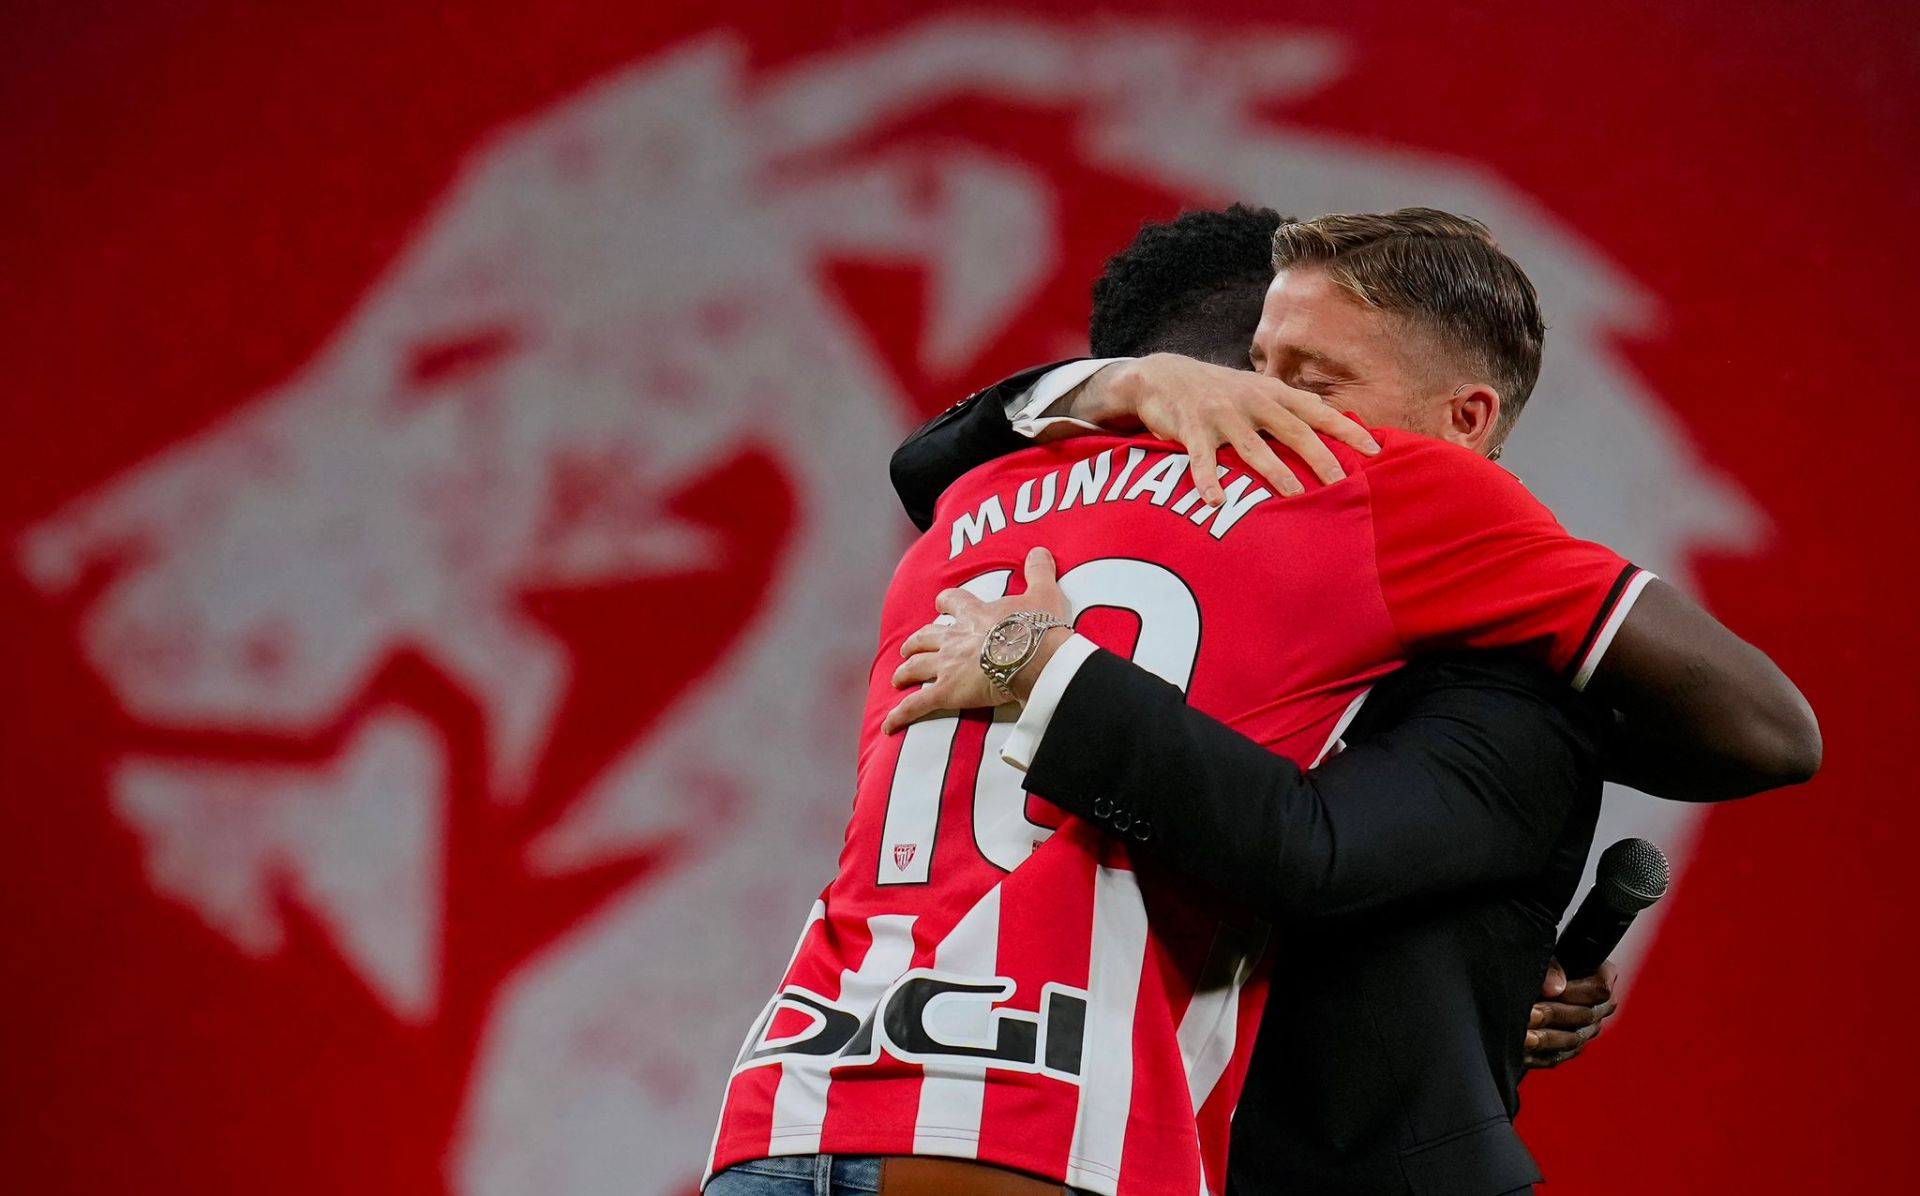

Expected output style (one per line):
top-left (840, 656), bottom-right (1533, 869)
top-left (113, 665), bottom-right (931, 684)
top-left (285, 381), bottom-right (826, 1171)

top-left (707, 1154), bottom-right (882, 1196)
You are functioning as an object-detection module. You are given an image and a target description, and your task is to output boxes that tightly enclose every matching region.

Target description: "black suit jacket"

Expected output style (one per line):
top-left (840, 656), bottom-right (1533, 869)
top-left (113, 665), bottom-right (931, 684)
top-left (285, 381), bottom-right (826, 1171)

top-left (1026, 649), bottom-right (1601, 1195)
top-left (891, 377), bottom-right (1606, 1195)
top-left (891, 362), bottom-right (1063, 532)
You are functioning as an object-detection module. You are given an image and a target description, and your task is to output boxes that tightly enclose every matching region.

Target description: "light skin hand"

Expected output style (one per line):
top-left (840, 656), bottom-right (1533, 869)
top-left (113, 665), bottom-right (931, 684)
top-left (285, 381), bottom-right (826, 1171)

top-left (883, 547), bottom-right (1072, 733)
top-left (1065, 353), bottom-right (1381, 504)
top-left (1524, 957), bottom-right (1620, 1069)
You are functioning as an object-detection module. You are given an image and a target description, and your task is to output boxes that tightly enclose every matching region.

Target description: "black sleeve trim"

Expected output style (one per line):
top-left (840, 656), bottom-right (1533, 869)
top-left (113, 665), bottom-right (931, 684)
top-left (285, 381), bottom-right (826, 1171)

top-left (1561, 563), bottom-right (1643, 686)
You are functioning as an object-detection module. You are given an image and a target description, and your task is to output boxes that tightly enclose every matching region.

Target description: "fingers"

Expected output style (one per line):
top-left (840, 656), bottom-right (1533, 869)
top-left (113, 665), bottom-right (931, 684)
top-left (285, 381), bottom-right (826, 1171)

top-left (1594, 959), bottom-right (1620, 996)
top-left (1541, 957), bottom-right (1568, 999)
top-left (1257, 416), bottom-right (1346, 489)
top-left (934, 587), bottom-right (982, 617)
top-left (906, 621), bottom-right (952, 660)
top-left (881, 689), bottom-right (941, 734)
top-left (1526, 1022), bottom-right (1603, 1056)
top-left (1530, 999), bottom-right (1609, 1033)
top-left (1023, 546), bottom-right (1057, 591)
top-left (1528, 1028), bottom-right (1588, 1054)
top-left (1294, 399), bottom-right (1381, 456)
top-left (1230, 429), bottom-right (1305, 498)
top-left (1185, 441), bottom-right (1225, 507)
top-left (891, 654), bottom-right (938, 689)
top-left (1554, 964), bottom-right (1616, 1008)
top-left (1523, 996), bottom-right (1616, 1069)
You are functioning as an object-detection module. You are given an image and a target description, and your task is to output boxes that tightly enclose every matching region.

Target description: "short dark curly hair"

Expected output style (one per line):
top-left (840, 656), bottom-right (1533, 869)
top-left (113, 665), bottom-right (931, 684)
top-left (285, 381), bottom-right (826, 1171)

top-left (1089, 204), bottom-right (1284, 367)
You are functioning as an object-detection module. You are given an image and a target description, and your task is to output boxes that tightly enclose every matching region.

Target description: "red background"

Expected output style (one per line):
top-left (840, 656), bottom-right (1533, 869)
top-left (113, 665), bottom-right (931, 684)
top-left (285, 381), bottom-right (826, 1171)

top-left (3, 2), bottom-right (1916, 1192)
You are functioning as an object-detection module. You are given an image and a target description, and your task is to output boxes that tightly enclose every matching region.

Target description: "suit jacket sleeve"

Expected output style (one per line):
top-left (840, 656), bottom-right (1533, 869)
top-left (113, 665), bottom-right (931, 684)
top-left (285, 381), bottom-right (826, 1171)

top-left (889, 360), bottom-right (1081, 531)
top-left (1022, 649), bottom-right (1601, 921)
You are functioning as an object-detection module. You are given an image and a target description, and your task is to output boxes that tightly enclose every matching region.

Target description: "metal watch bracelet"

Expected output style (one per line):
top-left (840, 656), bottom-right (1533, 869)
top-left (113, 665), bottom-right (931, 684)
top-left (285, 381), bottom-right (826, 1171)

top-left (979, 610), bottom-right (1072, 700)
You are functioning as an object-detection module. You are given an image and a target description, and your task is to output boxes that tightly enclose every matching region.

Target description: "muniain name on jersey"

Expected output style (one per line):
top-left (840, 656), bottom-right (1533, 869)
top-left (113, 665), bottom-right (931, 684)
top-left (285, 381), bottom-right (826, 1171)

top-left (947, 445), bottom-right (1275, 559)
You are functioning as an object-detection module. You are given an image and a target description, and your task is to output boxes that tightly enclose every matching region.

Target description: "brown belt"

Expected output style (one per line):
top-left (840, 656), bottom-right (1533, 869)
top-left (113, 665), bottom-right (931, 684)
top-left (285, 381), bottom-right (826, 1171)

top-left (878, 1156), bottom-right (1069, 1196)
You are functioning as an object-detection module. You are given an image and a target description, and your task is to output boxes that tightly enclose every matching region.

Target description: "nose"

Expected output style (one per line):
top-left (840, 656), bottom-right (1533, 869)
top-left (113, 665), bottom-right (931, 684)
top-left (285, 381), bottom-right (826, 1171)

top-left (1249, 330), bottom-right (1281, 378)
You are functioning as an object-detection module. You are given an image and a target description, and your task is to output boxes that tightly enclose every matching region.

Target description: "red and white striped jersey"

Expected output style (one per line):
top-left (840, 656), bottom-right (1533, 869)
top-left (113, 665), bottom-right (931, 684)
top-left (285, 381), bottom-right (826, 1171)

top-left (707, 429), bottom-right (1647, 1195)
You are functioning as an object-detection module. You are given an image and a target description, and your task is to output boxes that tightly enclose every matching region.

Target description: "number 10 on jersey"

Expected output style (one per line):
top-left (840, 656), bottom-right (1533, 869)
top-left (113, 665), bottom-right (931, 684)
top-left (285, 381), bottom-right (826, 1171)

top-left (877, 556), bottom-right (1201, 885)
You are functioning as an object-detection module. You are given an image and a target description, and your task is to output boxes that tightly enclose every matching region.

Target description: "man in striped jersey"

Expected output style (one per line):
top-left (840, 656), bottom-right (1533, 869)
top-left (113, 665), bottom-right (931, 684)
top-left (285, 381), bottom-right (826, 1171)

top-left (705, 210), bottom-right (1817, 1196)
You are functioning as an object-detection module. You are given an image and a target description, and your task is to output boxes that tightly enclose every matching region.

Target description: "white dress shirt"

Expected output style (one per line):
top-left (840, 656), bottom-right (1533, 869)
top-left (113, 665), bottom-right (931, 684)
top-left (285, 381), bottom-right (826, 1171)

top-left (1004, 356), bottom-right (1130, 439)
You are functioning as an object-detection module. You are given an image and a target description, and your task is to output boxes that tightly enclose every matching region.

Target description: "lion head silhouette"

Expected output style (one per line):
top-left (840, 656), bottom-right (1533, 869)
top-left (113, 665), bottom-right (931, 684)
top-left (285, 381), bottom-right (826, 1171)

top-left (16, 18), bottom-right (1759, 1194)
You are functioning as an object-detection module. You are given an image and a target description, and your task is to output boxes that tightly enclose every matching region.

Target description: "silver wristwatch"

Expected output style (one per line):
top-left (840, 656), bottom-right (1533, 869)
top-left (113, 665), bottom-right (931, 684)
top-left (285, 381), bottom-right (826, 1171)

top-left (980, 611), bottom-right (1072, 700)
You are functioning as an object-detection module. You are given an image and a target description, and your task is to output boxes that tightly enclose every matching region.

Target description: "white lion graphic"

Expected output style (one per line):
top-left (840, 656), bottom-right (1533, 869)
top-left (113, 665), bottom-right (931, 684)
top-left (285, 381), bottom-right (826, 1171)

top-left (16, 17), bottom-right (1758, 1194)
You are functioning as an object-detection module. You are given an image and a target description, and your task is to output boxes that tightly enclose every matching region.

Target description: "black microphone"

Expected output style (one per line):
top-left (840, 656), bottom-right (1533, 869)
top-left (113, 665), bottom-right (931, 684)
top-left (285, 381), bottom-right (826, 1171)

top-left (1554, 838), bottom-right (1670, 979)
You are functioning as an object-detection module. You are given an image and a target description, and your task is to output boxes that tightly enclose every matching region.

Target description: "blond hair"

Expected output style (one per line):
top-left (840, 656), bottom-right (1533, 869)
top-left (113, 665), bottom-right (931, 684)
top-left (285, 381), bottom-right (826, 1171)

top-left (1272, 208), bottom-right (1545, 437)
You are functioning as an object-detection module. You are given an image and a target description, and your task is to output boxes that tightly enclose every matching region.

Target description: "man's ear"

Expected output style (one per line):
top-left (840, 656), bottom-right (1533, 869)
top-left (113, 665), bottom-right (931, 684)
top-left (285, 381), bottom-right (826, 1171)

top-left (1442, 383), bottom-right (1503, 456)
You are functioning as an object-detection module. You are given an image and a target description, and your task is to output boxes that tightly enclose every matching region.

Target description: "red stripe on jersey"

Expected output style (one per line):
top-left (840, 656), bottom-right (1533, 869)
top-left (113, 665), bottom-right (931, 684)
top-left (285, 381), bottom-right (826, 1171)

top-left (710, 1063), bottom-right (781, 1180)
top-left (1110, 855), bottom-right (1240, 1196)
top-left (808, 913), bottom-right (922, 1156)
top-left (976, 825), bottom-right (1098, 1178)
top-left (1112, 942), bottom-right (1204, 1196)
top-left (1068, 857), bottom-right (1156, 1193)
top-left (706, 902), bottom-right (830, 1180)
top-left (818, 707), bottom-right (1004, 1160)
top-left (710, 432), bottom-right (1648, 1194)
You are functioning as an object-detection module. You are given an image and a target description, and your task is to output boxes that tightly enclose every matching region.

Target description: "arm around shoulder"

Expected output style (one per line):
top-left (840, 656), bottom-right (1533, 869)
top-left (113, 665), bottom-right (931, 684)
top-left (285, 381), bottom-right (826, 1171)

top-left (1585, 579), bottom-right (1821, 799)
top-left (1021, 649), bottom-right (1600, 921)
top-left (889, 364), bottom-right (1063, 532)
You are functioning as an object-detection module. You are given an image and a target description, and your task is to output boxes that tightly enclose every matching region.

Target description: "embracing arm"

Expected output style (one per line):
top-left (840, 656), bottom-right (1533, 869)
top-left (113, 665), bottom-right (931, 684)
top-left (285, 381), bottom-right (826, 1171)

top-left (890, 362), bottom-right (1075, 531)
top-left (885, 548), bottom-right (1595, 921)
top-left (1361, 439), bottom-right (1820, 804)
top-left (1018, 648), bottom-right (1599, 921)
top-left (1587, 579), bottom-right (1821, 799)
top-left (889, 354), bottom-right (1376, 529)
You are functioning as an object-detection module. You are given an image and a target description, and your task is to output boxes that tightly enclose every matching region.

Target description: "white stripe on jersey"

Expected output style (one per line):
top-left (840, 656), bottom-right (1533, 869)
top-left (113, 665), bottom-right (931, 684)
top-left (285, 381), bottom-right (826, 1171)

top-left (1066, 865), bottom-right (1150, 1191)
top-left (974, 708), bottom-right (1054, 871)
top-left (880, 714), bottom-right (961, 884)
top-left (1174, 921), bottom-right (1269, 1115)
top-left (879, 571), bottom-right (1013, 885)
top-left (769, 913), bottom-right (918, 1150)
top-left (1572, 569), bottom-right (1657, 691)
top-left (912, 886), bottom-right (1004, 1154)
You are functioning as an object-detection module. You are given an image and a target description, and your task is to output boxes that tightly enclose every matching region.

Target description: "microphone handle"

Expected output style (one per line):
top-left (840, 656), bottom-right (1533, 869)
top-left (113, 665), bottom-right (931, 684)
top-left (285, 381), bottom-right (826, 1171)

top-left (1555, 895), bottom-right (1636, 980)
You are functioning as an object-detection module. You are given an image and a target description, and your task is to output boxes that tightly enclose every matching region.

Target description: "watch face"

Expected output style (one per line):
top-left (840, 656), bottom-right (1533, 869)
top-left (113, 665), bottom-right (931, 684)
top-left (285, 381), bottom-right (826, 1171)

top-left (985, 619), bottom-right (1034, 667)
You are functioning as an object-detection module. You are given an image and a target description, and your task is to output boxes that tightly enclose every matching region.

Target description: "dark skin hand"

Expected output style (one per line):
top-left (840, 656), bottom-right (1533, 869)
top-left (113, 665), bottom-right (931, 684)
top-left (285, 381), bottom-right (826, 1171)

top-left (1526, 957), bottom-right (1620, 1068)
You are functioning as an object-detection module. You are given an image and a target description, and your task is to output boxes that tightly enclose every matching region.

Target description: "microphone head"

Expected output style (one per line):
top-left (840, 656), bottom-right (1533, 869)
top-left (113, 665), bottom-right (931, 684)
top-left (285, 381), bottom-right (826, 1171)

top-left (1595, 837), bottom-right (1670, 914)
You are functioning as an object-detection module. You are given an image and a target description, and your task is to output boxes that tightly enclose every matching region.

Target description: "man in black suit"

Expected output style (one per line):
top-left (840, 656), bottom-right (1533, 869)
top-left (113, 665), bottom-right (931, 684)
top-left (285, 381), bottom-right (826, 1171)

top-left (881, 207), bottom-right (1817, 1193)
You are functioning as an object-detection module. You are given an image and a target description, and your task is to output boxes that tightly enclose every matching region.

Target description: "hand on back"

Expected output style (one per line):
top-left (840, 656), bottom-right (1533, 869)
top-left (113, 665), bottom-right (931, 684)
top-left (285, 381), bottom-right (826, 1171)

top-left (1090, 354), bottom-right (1381, 504)
top-left (884, 548), bottom-right (1071, 733)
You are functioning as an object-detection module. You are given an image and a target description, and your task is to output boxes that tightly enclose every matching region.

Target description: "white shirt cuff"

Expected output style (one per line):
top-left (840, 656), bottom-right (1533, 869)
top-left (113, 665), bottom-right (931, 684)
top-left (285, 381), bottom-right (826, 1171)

top-left (1000, 633), bottom-right (1101, 772)
top-left (1005, 358), bottom-right (1131, 439)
